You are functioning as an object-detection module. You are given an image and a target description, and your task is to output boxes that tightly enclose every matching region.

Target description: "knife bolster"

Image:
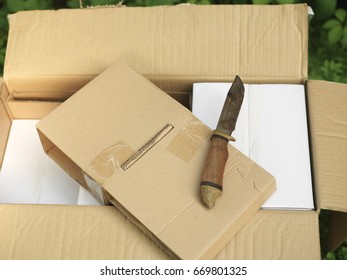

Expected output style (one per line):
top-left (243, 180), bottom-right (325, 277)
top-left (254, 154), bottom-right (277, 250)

top-left (212, 130), bottom-right (236, 142)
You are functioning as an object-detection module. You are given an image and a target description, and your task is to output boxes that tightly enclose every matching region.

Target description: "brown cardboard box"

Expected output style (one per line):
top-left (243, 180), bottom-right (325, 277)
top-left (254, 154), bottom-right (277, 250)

top-left (36, 61), bottom-right (275, 259)
top-left (0, 4), bottom-right (346, 259)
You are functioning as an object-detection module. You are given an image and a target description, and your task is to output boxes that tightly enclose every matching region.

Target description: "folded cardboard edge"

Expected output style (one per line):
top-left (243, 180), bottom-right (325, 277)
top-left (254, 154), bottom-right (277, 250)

top-left (4, 76), bottom-right (304, 120)
top-left (6, 76), bottom-right (305, 101)
top-left (306, 80), bottom-right (347, 213)
top-left (0, 78), bottom-right (12, 169)
top-left (7, 91), bottom-right (60, 119)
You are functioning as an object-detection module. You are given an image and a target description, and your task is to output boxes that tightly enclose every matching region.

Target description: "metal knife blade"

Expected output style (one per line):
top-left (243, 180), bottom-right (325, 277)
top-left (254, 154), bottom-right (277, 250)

top-left (216, 75), bottom-right (245, 137)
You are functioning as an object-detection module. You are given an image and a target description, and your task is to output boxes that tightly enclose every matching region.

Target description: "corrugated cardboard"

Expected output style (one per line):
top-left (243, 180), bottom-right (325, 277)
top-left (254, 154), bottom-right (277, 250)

top-left (0, 204), bottom-right (319, 260)
top-left (306, 80), bottom-right (347, 212)
top-left (0, 78), bottom-right (11, 169)
top-left (4, 4), bottom-right (307, 100)
top-left (37, 62), bottom-right (276, 259)
top-left (0, 4), bottom-right (345, 259)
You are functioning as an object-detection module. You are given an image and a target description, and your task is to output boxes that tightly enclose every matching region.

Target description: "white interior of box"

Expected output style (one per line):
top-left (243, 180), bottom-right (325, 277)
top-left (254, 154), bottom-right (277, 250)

top-left (192, 83), bottom-right (314, 210)
top-left (0, 120), bottom-right (100, 206)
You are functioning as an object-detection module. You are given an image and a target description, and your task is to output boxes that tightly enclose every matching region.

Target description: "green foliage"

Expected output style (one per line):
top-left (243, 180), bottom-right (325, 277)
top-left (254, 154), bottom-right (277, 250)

top-left (5, 0), bottom-right (53, 12)
top-left (309, 5), bottom-right (347, 84)
top-left (0, 5), bottom-right (9, 76)
top-left (252, 0), bottom-right (297, 4)
top-left (308, 0), bottom-right (337, 22)
top-left (132, 0), bottom-right (178, 6)
top-left (323, 9), bottom-right (347, 46)
top-left (325, 242), bottom-right (347, 260)
top-left (67, 0), bottom-right (81, 8)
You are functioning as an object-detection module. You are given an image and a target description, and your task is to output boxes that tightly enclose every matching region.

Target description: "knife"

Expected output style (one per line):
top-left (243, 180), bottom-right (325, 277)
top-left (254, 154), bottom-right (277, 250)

top-left (200, 75), bottom-right (245, 209)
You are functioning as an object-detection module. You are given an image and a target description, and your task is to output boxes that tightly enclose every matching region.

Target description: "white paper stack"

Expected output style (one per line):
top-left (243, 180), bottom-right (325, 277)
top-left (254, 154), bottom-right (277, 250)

top-left (192, 83), bottom-right (314, 210)
top-left (0, 120), bottom-right (100, 205)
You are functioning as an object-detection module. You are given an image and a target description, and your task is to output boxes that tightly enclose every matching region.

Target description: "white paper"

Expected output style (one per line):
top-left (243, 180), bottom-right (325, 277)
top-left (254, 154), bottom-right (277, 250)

top-left (0, 120), bottom-right (100, 205)
top-left (77, 186), bottom-right (102, 206)
top-left (192, 83), bottom-right (314, 210)
top-left (192, 83), bottom-right (250, 155)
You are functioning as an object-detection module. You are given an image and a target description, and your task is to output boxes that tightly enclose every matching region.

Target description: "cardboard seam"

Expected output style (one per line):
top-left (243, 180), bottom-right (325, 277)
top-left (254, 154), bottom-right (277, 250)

top-left (155, 197), bottom-right (198, 236)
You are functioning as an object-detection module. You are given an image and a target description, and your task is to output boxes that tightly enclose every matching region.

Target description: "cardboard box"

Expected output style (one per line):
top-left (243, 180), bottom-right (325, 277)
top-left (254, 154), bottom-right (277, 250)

top-left (36, 61), bottom-right (275, 259)
top-left (1, 4), bottom-right (346, 259)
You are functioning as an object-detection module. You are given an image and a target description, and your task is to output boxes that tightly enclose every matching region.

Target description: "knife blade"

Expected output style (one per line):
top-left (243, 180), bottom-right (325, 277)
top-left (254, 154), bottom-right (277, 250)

top-left (200, 75), bottom-right (245, 209)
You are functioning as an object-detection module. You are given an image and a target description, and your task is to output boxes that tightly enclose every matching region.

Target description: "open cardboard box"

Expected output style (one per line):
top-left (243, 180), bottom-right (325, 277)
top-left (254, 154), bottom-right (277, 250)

top-left (0, 4), bottom-right (346, 259)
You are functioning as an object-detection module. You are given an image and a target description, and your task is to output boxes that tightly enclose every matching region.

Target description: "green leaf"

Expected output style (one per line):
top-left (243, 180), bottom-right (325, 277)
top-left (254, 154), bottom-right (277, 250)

top-left (6, 0), bottom-right (26, 12)
top-left (335, 9), bottom-right (347, 22)
top-left (252, 0), bottom-right (271, 4)
top-left (328, 25), bottom-right (343, 44)
top-left (323, 19), bottom-right (340, 30)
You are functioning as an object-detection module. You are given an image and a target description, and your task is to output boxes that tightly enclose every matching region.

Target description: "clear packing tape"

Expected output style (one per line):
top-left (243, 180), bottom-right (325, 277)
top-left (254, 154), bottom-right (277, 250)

top-left (83, 120), bottom-right (209, 205)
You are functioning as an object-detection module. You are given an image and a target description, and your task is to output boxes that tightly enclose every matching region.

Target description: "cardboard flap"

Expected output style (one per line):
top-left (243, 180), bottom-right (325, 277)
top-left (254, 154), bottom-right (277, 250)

top-left (0, 78), bottom-right (12, 168)
top-left (216, 210), bottom-right (320, 260)
top-left (307, 80), bottom-right (347, 212)
top-left (0, 205), bottom-right (319, 260)
top-left (5, 4), bottom-right (308, 100)
top-left (37, 61), bottom-right (276, 259)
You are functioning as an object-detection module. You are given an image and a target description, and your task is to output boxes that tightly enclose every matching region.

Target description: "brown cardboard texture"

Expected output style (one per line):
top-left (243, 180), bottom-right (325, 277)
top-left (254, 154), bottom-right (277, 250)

top-left (307, 80), bottom-right (347, 212)
top-left (0, 4), bottom-right (346, 260)
top-left (4, 4), bottom-right (307, 100)
top-left (0, 78), bottom-right (11, 168)
top-left (37, 62), bottom-right (276, 260)
top-left (0, 204), bottom-right (319, 260)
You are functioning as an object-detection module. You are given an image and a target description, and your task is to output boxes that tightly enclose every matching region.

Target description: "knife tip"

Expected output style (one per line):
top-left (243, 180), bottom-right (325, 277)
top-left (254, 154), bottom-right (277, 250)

top-left (232, 75), bottom-right (245, 93)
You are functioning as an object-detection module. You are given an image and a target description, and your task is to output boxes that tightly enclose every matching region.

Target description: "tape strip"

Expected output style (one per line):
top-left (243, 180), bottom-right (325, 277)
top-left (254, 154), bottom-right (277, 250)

top-left (87, 124), bottom-right (174, 183)
top-left (88, 141), bottom-right (134, 182)
top-left (166, 120), bottom-right (209, 162)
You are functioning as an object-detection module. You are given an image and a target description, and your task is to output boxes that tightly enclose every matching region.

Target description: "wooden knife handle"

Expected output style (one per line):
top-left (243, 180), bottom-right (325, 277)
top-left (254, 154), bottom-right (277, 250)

top-left (200, 136), bottom-right (229, 208)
